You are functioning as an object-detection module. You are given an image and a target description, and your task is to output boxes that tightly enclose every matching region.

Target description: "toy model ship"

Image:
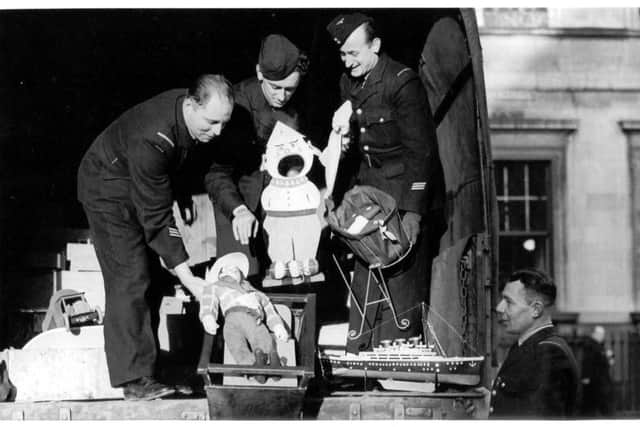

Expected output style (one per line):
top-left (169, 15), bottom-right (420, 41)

top-left (320, 336), bottom-right (484, 387)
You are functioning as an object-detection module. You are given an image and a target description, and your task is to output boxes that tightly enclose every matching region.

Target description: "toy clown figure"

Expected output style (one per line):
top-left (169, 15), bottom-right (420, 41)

top-left (200, 252), bottom-right (289, 383)
top-left (260, 121), bottom-right (324, 279)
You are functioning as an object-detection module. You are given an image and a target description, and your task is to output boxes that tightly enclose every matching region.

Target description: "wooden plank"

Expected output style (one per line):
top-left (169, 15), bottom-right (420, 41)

top-left (0, 399), bottom-right (209, 420)
top-left (306, 392), bottom-right (481, 420)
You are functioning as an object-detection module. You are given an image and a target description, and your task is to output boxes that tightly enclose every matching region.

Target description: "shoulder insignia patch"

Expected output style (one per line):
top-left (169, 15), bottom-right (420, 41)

top-left (156, 131), bottom-right (175, 148)
top-left (397, 67), bottom-right (411, 78)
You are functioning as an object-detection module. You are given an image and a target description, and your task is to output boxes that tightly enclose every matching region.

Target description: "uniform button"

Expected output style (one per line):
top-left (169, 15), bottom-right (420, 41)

top-left (363, 145), bottom-right (369, 151)
top-left (360, 127), bottom-right (366, 133)
top-left (356, 108), bottom-right (362, 115)
top-left (501, 382), bottom-right (505, 388)
top-left (491, 390), bottom-right (496, 396)
top-left (379, 117), bottom-right (384, 123)
top-left (489, 406), bottom-right (494, 414)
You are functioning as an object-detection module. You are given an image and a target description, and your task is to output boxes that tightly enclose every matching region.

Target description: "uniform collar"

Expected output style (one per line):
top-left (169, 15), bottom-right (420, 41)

top-left (362, 52), bottom-right (388, 88)
top-left (518, 322), bottom-right (554, 346)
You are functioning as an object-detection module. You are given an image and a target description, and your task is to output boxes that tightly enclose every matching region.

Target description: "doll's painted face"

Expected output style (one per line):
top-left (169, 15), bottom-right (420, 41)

top-left (264, 122), bottom-right (314, 179)
top-left (219, 265), bottom-right (244, 282)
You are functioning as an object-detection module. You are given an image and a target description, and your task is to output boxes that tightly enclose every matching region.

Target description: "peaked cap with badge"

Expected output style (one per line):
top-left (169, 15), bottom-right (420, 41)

top-left (326, 12), bottom-right (447, 355)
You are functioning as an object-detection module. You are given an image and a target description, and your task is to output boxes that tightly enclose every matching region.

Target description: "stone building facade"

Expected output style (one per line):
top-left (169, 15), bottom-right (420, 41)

top-left (478, 8), bottom-right (640, 324)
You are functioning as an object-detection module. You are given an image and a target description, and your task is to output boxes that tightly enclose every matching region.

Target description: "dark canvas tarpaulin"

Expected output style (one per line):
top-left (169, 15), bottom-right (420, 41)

top-left (419, 10), bottom-right (498, 378)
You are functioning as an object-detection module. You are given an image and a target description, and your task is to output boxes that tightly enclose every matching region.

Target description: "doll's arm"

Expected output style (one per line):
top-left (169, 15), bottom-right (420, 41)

top-left (199, 283), bottom-right (220, 335)
top-left (257, 292), bottom-right (289, 341)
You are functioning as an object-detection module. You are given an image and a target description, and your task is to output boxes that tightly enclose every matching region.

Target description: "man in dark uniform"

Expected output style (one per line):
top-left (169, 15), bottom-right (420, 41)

top-left (326, 13), bottom-right (445, 353)
top-left (580, 325), bottom-right (614, 417)
top-left (467, 269), bottom-right (579, 419)
top-left (205, 34), bottom-right (309, 283)
top-left (77, 74), bottom-right (234, 400)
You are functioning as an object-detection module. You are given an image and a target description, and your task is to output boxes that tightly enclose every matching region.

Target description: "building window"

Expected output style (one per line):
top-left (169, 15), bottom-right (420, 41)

top-left (489, 119), bottom-right (574, 308)
top-left (495, 160), bottom-right (552, 285)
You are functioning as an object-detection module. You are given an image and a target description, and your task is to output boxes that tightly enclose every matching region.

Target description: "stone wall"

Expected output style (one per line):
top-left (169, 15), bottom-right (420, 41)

top-left (479, 8), bottom-right (640, 322)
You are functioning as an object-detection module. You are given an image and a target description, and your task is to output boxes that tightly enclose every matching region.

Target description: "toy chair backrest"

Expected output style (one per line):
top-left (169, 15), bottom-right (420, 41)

top-left (274, 304), bottom-right (292, 330)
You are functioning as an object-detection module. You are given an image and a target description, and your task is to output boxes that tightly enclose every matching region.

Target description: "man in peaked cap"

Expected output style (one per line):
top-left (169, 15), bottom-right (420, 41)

top-left (206, 34), bottom-right (310, 284)
top-left (326, 13), bottom-right (446, 354)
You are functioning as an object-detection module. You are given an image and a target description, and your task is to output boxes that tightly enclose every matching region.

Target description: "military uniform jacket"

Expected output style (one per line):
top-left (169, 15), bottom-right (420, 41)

top-left (340, 53), bottom-right (440, 216)
top-left (77, 89), bottom-right (192, 269)
top-left (205, 77), bottom-right (302, 219)
top-left (490, 326), bottom-right (579, 419)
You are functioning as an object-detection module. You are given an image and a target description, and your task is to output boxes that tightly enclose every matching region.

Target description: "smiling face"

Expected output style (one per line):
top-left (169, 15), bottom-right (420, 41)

top-left (219, 265), bottom-right (243, 282)
top-left (257, 68), bottom-right (301, 109)
top-left (339, 24), bottom-right (380, 78)
top-left (183, 95), bottom-right (233, 143)
top-left (496, 280), bottom-right (537, 336)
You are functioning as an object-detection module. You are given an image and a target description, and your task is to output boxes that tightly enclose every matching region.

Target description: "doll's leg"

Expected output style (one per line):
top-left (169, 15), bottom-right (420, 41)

top-left (292, 214), bottom-right (321, 274)
top-left (247, 324), bottom-right (282, 382)
top-left (223, 313), bottom-right (255, 365)
top-left (263, 216), bottom-right (294, 278)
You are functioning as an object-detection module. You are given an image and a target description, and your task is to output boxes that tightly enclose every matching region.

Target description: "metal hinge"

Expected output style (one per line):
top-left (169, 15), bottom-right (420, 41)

top-left (477, 233), bottom-right (491, 254)
top-left (349, 403), bottom-right (361, 420)
top-left (393, 403), bottom-right (405, 419)
top-left (181, 411), bottom-right (207, 420)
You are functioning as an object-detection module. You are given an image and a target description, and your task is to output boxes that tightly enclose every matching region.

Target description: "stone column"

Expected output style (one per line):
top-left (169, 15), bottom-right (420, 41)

top-left (622, 121), bottom-right (640, 311)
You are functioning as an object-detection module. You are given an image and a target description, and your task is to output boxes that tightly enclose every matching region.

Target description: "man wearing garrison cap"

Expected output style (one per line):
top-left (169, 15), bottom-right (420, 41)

top-left (206, 34), bottom-right (309, 284)
top-left (327, 13), bottom-right (446, 354)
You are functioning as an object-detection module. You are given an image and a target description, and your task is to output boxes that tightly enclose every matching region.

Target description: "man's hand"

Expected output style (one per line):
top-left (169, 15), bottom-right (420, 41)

top-left (180, 203), bottom-right (197, 226)
top-left (402, 211), bottom-right (422, 244)
top-left (173, 262), bottom-right (207, 299)
top-left (332, 100), bottom-right (352, 136)
top-left (201, 314), bottom-right (218, 335)
top-left (272, 323), bottom-right (289, 341)
top-left (339, 135), bottom-right (352, 153)
top-left (232, 205), bottom-right (259, 245)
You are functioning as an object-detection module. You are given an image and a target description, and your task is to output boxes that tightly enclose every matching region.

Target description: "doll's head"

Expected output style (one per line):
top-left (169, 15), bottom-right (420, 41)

top-left (218, 264), bottom-right (244, 282)
top-left (205, 252), bottom-right (250, 284)
top-left (264, 121), bottom-right (314, 180)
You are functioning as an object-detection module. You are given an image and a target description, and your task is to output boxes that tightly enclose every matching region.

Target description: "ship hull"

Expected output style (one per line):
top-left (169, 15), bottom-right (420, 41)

top-left (320, 356), bottom-right (483, 386)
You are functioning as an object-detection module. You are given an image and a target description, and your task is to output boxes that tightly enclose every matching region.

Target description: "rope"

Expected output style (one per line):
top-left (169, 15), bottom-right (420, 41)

top-left (348, 301), bottom-right (483, 357)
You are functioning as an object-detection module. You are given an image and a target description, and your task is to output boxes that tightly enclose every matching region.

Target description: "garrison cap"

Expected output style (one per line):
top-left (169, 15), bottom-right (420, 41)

top-left (259, 34), bottom-right (301, 81)
top-left (326, 13), bottom-right (374, 45)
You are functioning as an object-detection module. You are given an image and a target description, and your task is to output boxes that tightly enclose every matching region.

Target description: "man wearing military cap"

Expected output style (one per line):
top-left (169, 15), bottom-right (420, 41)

top-left (327, 13), bottom-right (445, 354)
top-left (206, 34), bottom-right (309, 283)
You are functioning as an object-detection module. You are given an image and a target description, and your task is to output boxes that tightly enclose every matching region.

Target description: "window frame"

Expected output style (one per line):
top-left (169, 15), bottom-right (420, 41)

top-left (490, 119), bottom-right (576, 309)
top-left (494, 159), bottom-right (553, 278)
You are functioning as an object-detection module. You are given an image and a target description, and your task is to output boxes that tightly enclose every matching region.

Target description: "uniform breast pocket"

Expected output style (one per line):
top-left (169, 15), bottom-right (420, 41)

top-left (364, 108), bottom-right (399, 145)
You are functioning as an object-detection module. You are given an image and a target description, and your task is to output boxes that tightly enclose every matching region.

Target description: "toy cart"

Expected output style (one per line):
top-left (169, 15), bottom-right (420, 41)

top-left (197, 293), bottom-right (316, 419)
